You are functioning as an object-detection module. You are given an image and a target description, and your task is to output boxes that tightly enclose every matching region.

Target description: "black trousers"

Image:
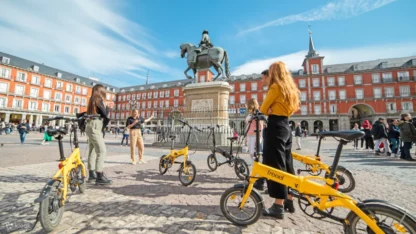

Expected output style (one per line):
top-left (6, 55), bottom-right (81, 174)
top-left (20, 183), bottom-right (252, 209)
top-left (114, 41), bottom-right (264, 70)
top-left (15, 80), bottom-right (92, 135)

top-left (263, 115), bottom-right (295, 199)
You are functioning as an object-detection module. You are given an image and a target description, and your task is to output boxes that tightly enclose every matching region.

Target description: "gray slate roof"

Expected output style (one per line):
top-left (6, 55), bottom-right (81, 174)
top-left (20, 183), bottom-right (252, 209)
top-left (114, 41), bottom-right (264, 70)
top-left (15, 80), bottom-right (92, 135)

top-left (120, 79), bottom-right (193, 92)
top-left (0, 51), bottom-right (119, 92)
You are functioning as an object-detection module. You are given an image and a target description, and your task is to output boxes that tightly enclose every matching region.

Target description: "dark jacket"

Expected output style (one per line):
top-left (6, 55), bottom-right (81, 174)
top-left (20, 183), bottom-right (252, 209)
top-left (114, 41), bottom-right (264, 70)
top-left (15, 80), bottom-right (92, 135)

top-left (17, 123), bottom-right (30, 134)
top-left (126, 116), bottom-right (144, 130)
top-left (399, 120), bottom-right (416, 142)
top-left (363, 128), bottom-right (372, 138)
top-left (388, 123), bottom-right (400, 139)
top-left (295, 126), bottom-right (302, 137)
top-left (371, 120), bottom-right (388, 139)
top-left (96, 100), bottom-right (110, 129)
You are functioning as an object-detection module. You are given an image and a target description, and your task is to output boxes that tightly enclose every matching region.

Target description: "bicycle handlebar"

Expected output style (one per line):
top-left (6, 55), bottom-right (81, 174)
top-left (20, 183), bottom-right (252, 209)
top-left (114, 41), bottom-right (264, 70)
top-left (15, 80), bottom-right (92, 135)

top-left (44, 114), bottom-right (101, 122)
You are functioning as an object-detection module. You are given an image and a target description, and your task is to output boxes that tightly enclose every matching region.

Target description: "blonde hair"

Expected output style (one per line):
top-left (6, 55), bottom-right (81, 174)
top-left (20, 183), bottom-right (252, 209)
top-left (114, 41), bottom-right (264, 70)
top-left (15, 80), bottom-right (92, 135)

top-left (268, 61), bottom-right (300, 113)
top-left (246, 98), bottom-right (259, 114)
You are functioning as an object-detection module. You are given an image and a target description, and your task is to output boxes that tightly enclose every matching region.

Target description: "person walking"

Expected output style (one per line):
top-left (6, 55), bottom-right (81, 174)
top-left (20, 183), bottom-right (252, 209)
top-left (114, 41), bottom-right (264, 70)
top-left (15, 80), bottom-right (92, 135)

top-left (399, 113), bottom-right (416, 161)
top-left (126, 110), bottom-right (154, 164)
top-left (295, 123), bottom-right (302, 150)
top-left (244, 98), bottom-right (264, 165)
top-left (41, 123), bottom-right (52, 145)
top-left (362, 120), bottom-right (373, 151)
top-left (17, 119), bottom-right (30, 144)
top-left (352, 123), bottom-right (360, 150)
top-left (120, 128), bottom-right (129, 146)
top-left (372, 118), bottom-right (390, 156)
top-left (85, 84), bottom-right (114, 185)
top-left (260, 61), bottom-right (299, 219)
top-left (388, 119), bottom-right (400, 158)
top-left (114, 127), bottom-right (120, 138)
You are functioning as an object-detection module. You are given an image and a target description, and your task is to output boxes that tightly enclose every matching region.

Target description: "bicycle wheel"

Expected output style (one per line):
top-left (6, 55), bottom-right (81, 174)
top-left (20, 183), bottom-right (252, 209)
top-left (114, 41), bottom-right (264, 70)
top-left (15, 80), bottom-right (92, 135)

top-left (39, 180), bottom-right (65, 232)
top-left (346, 203), bottom-right (416, 234)
top-left (220, 186), bottom-right (263, 226)
top-left (207, 154), bottom-right (218, 172)
top-left (76, 165), bottom-right (86, 193)
top-left (159, 155), bottom-right (169, 175)
top-left (326, 166), bottom-right (355, 193)
top-left (234, 159), bottom-right (250, 180)
top-left (179, 162), bottom-right (196, 186)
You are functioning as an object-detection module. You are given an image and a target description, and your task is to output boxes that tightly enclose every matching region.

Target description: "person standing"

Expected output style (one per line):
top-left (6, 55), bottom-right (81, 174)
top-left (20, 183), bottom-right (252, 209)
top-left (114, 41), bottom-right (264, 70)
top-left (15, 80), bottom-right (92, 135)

top-left (85, 84), bottom-right (114, 185)
top-left (295, 123), bottom-right (302, 150)
top-left (120, 127), bottom-right (129, 146)
top-left (260, 61), bottom-right (299, 219)
top-left (114, 127), bottom-right (120, 138)
top-left (362, 120), bottom-right (374, 151)
top-left (126, 110), bottom-right (154, 164)
top-left (399, 113), bottom-right (416, 161)
top-left (41, 123), bottom-right (52, 145)
top-left (0, 119), bottom-right (5, 135)
top-left (245, 98), bottom-right (264, 165)
top-left (388, 119), bottom-right (400, 158)
top-left (17, 119), bottom-right (30, 144)
top-left (352, 123), bottom-right (360, 150)
top-left (372, 118), bottom-right (390, 156)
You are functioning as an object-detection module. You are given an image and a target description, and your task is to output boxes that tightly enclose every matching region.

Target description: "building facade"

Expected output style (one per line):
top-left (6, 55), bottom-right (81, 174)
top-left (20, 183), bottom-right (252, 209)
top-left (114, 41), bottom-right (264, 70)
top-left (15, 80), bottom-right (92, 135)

top-left (2, 32), bottom-right (416, 133)
top-left (0, 52), bottom-right (117, 127)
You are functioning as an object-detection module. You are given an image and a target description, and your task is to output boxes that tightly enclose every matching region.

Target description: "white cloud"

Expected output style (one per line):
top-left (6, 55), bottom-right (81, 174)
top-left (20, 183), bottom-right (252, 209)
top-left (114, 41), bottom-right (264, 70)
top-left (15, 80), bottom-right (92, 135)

top-left (238, 0), bottom-right (397, 35)
top-left (232, 42), bottom-right (416, 75)
top-left (0, 0), bottom-right (171, 83)
top-left (164, 50), bottom-right (179, 59)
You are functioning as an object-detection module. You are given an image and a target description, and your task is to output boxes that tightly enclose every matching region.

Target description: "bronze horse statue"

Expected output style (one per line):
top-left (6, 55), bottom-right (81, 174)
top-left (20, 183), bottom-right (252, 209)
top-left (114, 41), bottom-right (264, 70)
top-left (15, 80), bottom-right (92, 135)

top-left (180, 43), bottom-right (230, 81)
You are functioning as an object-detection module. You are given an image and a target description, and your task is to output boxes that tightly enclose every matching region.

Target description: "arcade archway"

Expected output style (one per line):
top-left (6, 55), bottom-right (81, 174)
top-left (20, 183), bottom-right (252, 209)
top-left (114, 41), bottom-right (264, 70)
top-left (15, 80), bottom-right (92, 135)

top-left (301, 120), bottom-right (309, 133)
top-left (314, 120), bottom-right (323, 133)
top-left (348, 104), bottom-right (375, 129)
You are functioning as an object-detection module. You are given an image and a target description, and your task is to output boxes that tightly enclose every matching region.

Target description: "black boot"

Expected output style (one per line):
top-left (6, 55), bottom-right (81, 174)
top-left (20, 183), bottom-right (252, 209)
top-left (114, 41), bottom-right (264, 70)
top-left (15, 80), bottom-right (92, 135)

top-left (96, 172), bottom-right (112, 185)
top-left (263, 204), bottom-right (284, 219)
top-left (87, 170), bottom-right (96, 183)
top-left (284, 199), bottom-right (295, 213)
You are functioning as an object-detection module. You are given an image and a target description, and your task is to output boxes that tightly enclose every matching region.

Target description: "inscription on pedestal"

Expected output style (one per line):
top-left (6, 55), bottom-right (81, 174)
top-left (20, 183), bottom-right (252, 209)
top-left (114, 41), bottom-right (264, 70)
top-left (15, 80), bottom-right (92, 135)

top-left (191, 99), bottom-right (213, 112)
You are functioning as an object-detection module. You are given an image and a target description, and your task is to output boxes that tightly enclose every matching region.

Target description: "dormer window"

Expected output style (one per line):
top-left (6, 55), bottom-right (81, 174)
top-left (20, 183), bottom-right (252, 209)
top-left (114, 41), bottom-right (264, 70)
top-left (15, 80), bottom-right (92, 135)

top-left (74, 77), bottom-right (80, 83)
top-left (112, 88), bottom-right (116, 92)
top-left (91, 82), bottom-right (96, 86)
top-left (106, 86), bottom-right (110, 91)
top-left (298, 69), bottom-right (304, 75)
top-left (163, 84), bottom-right (167, 88)
top-left (121, 89), bottom-right (125, 93)
top-left (380, 62), bottom-right (387, 69)
top-left (140, 87), bottom-right (144, 90)
top-left (130, 88), bottom-right (134, 91)
top-left (326, 67), bottom-right (332, 73)
top-left (176, 82), bottom-right (182, 86)
top-left (1, 57), bottom-right (10, 64)
top-left (150, 85), bottom-right (155, 89)
top-left (56, 72), bottom-right (62, 78)
top-left (32, 65), bottom-right (39, 72)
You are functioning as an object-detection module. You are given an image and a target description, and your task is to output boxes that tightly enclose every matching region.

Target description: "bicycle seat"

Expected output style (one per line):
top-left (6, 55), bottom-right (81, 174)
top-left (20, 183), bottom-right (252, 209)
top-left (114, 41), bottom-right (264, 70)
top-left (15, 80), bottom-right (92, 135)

top-left (169, 135), bottom-right (177, 140)
top-left (314, 130), bottom-right (364, 141)
top-left (227, 136), bottom-right (238, 142)
top-left (47, 128), bottom-right (68, 137)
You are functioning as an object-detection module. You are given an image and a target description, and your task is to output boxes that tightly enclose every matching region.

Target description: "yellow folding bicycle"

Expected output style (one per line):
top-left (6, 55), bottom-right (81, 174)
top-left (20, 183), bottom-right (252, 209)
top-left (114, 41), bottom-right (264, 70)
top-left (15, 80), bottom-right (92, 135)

top-left (31, 114), bottom-right (99, 233)
top-left (292, 137), bottom-right (356, 193)
top-left (158, 119), bottom-right (200, 186)
top-left (220, 111), bottom-right (416, 233)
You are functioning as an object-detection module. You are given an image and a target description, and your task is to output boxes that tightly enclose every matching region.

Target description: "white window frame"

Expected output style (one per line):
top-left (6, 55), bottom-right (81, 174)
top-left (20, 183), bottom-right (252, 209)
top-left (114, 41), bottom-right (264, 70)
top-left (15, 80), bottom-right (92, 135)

top-left (231, 84), bottom-right (235, 92)
top-left (65, 94), bottom-right (72, 103)
top-left (385, 87), bottom-right (394, 98)
top-left (373, 88), bottom-right (382, 98)
top-left (153, 101), bottom-right (158, 108)
top-left (300, 105), bottom-right (307, 115)
top-left (372, 74), bottom-right (380, 83)
top-left (16, 71), bottom-right (27, 82)
top-left (55, 92), bottom-right (62, 101)
top-left (75, 86), bottom-right (81, 94)
top-left (82, 87), bottom-right (88, 95)
top-left (174, 89), bottom-right (179, 97)
top-left (174, 99), bottom-right (178, 107)
top-left (165, 90), bottom-right (170, 97)
top-left (127, 94), bottom-right (131, 100)
top-left (29, 101), bottom-right (38, 111)
top-left (56, 81), bottom-right (63, 89)
top-left (230, 96), bottom-right (235, 105)
top-left (299, 79), bottom-right (306, 88)
top-left (355, 89), bottom-right (364, 99)
top-left (251, 94), bottom-right (257, 100)
top-left (44, 79), bottom-right (52, 88)
top-left (313, 91), bottom-right (320, 101)
top-left (12, 98), bottom-right (23, 109)
top-left (66, 84), bottom-right (73, 92)
top-left (251, 82), bottom-right (257, 91)
top-left (240, 95), bottom-right (246, 104)
top-left (0, 67), bottom-right (11, 79)
top-left (30, 87), bottom-right (39, 98)
top-left (42, 102), bottom-right (50, 112)
top-left (64, 106), bottom-right (70, 114)
top-left (0, 97), bottom-right (7, 108)
top-left (382, 73), bottom-right (393, 82)
top-left (339, 90), bottom-right (346, 100)
top-left (148, 92), bottom-right (152, 98)
top-left (240, 83), bottom-right (246, 92)
top-left (74, 96), bottom-right (80, 104)
top-left (354, 75), bottom-right (362, 85)
top-left (81, 98), bottom-right (87, 106)
top-left (165, 100), bottom-right (169, 107)
top-left (159, 100), bottom-right (164, 107)
top-left (314, 105), bottom-right (322, 115)
top-left (15, 85), bottom-right (25, 96)
top-left (154, 91), bottom-right (158, 98)
top-left (330, 104), bottom-right (337, 114)
top-left (0, 82), bottom-right (8, 93)
top-left (312, 78), bottom-right (320, 87)
top-left (328, 90), bottom-right (336, 100)
top-left (327, 77), bottom-right (335, 86)
top-left (106, 93), bottom-right (111, 100)
top-left (338, 76), bottom-right (345, 86)
top-left (386, 102), bottom-right (397, 113)
top-left (401, 102), bottom-right (413, 112)
top-left (160, 91), bottom-right (164, 98)
top-left (54, 104), bottom-right (61, 113)
top-left (31, 75), bottom-right (41, 85)
top-left (400, 86), bottom-right (410, 97)
top-left (137, 93), bottom-right (141, 100)
top-left (73, 107), bottom-right (79, 114)
top-left (312, 64), bottom-right (319, 74)
top-left (300, 92), bottom-right (307, 101)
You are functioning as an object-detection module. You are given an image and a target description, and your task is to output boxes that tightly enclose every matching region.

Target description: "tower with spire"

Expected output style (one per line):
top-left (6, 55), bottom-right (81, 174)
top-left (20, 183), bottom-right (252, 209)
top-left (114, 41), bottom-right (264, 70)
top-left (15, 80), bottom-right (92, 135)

top-left (302, 25), bottom-right (324, 75)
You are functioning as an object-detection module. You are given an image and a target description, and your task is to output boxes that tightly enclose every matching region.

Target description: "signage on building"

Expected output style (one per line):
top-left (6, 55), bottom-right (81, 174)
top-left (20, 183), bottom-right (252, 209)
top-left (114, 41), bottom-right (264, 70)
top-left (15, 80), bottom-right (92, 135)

top-left (239, 108), bottom-right (246, 114)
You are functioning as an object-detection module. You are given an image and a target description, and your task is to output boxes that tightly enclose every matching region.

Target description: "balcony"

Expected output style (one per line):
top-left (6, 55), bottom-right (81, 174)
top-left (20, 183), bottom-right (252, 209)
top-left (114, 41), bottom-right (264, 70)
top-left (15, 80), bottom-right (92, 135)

top-left (382, 78), bottom-right (394, 83)
top-left (387, 109), bottom-right (397, 114)
top-left (398, 76), bottom-right (413, 82)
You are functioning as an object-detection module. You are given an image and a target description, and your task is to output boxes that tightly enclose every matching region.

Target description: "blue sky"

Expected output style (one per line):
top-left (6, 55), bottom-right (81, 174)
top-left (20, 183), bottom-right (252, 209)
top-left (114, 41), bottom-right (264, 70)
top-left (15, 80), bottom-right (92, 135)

top-left (0, 0), bottom-right (415, 87)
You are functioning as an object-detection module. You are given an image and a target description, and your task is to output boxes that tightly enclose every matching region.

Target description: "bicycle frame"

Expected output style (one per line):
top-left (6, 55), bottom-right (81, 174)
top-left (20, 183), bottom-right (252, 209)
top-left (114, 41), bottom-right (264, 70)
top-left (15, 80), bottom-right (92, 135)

top-left (292, 152), bottom-right (329, 173)
top-left (237, 112), bottom-right (383, 234)
top-left (161, 123), bottom-right (194, 168)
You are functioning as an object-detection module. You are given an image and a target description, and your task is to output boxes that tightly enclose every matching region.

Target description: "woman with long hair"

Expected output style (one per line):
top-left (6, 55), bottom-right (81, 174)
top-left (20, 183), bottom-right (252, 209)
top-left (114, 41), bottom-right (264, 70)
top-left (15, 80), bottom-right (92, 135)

top-left (260, 61), bottom-right (300, 219)
top-left (126, 110), bottom-right (154, 164)
top-left (86, 84), bottom-right (114, 185)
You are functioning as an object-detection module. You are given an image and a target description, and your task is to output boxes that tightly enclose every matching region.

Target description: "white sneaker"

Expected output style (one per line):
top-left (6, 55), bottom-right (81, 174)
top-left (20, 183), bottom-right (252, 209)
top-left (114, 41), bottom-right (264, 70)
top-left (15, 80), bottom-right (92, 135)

top-left (140, 160), bottom-right (147, 164)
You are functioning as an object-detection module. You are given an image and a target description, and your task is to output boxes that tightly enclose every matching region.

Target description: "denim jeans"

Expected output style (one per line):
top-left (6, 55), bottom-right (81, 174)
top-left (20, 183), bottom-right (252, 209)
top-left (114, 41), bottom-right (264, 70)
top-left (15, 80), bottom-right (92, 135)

top-left (20, 132), bottom-right (27, 143)
top-left (389, 138), bottom-right (399, 154)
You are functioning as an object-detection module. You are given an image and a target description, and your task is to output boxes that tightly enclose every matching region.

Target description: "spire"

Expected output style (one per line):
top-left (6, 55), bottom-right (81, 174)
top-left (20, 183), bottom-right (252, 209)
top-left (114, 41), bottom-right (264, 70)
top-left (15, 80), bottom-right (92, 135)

top-left (146, 70), bottom-right (149, 85)
top-left (306, 25), bottom-right (318, 58)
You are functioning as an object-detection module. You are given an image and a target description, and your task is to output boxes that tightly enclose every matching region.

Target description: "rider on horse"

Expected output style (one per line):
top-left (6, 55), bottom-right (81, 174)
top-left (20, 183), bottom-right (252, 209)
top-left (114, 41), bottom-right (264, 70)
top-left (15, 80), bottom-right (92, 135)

top-left (192, 30), bottom-right (213, 64)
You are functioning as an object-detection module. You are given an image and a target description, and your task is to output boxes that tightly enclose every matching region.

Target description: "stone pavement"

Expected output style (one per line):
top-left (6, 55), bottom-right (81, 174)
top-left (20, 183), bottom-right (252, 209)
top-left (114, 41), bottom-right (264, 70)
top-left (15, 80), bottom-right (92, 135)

top-left (0, 135), bottom-right (415, 234)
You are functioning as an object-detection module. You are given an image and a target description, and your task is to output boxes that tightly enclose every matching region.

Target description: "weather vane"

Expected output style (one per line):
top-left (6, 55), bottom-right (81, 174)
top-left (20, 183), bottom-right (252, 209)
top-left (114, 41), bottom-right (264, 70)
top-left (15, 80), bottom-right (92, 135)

top-left (308, 23), bottom-right (312, 35)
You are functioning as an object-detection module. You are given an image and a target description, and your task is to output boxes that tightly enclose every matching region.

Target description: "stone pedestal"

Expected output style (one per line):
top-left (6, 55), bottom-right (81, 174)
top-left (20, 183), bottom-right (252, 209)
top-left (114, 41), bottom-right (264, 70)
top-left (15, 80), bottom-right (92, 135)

top-left (183, 81), bottom-right (231, 126)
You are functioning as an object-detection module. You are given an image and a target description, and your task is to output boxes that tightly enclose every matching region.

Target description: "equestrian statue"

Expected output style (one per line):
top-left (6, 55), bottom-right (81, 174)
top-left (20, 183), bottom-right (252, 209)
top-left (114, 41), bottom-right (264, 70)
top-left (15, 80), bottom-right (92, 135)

top-left (180, 30), bottom-right (230, 81)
